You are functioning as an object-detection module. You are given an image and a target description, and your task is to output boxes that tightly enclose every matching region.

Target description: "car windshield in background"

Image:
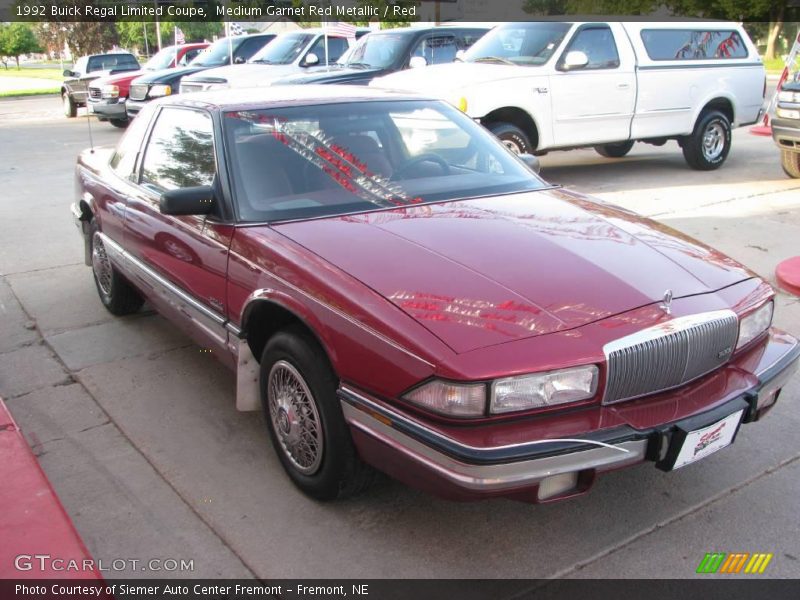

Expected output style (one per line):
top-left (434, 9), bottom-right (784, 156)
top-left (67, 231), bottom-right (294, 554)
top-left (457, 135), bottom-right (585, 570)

top-left (343, 33), bottom-right (406, 69)
top-left (87, 54), bottom-right (138, 72)
top-left (189, 39), bottom-right (237, 67)
top-left (249, 33), bottom-right (314, 65)
top-left (464, 22), bottom-right (571, 66)
top-left (223, 100), bottom-right (545, 223)
top-left (143, 47), bottom-right (177, 70)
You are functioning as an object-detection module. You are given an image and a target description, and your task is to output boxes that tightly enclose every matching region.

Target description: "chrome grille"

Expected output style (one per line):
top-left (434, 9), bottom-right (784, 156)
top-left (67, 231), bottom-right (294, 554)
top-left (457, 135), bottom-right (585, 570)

top-left (129, 84), bottom-right (148, 101)
top-left (89, 87), bottom-right (101, 99)
top-left (603, 310), bottom-right (739, 404)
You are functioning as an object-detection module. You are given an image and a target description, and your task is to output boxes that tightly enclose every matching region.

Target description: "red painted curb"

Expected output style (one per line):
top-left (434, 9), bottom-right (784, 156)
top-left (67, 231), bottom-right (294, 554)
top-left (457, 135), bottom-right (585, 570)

top-left (0, 398), bottom-right (102, 579)
top-left (776, 257), bottom-right (800, 297)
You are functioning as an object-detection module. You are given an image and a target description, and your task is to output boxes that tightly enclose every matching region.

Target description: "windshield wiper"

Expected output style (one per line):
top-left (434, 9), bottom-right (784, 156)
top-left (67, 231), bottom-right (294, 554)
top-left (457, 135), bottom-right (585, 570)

top-left (473, 56), bottom-right (516, 66)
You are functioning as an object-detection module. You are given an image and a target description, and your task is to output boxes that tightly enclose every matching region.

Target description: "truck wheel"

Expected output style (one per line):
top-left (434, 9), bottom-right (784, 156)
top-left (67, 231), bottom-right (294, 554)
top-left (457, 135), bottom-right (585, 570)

top-left (89, 222), bottom-right (144, 316)
top-left (682, 110), bottom-right (731, 170)
top-left (781, 150), bottom-right (800, 179)
top-left (62, 92), bottom-right (77, 118)
top-left (595, 141), bottom-right (634, 158)
top-left (260, 325), bottom-right (376, 501)
top-left (486, 122), bottom-right (533, 155)
top-left (109, 119), bottom-right (128, 129)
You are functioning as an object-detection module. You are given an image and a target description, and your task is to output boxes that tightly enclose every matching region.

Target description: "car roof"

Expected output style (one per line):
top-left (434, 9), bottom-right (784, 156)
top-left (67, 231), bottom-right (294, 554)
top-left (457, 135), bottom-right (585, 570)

top-left (159, 84), bottom-right (428, 111)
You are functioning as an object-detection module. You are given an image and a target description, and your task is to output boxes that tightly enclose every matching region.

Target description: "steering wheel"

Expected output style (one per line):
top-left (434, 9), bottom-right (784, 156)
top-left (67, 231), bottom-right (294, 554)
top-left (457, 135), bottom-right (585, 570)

top-left (391, 153), bottom-right (450, 180)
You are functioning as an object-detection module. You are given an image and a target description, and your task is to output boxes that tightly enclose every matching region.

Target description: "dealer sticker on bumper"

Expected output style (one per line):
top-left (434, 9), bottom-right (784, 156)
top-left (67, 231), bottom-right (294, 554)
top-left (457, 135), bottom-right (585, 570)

top-left (672, 410), bottom-right (744, 469)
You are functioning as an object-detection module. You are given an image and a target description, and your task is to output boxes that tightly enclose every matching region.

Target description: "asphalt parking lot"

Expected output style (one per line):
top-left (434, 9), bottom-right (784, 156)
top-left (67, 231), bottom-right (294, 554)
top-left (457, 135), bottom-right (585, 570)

top-left (1, 95), bottom-right (799, 580)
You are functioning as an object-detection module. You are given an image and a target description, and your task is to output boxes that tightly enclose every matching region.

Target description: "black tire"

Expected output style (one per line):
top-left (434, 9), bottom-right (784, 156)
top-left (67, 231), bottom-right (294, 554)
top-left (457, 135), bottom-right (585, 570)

top-left (62, 91), bottom-right (77, 118)
top-left (681, 110), bottom-right (732, 170)
top-left (594, 140), bottom-right (635, 158)
top-left (109, 118), bottom-right (129, 129)
top-left (780, 150), bottom-right (800, 179)
top-left (486, 122), bottom-right (533, 154)
top-left (260, 325), bottom-right (375, 501)
top-left (89, 221), bottom-right (144, 316)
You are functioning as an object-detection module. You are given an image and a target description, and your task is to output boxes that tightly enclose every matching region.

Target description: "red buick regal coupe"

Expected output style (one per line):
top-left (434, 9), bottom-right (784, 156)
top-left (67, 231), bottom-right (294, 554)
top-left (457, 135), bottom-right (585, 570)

top-left (71, 87), bottom-right (799, 503)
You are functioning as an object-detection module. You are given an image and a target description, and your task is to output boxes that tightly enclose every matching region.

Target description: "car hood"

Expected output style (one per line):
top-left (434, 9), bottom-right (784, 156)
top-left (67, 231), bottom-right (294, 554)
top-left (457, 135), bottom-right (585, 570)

top-left (92, 69), bottom-right (145, 87)
top-left (372, 62), bottom-right (541, 96)
top-left (276, 66), bottom-right (386, 85)
top-left (273, 189), bottom-right (755, 353)
top-left (187, 63), bottom-right (299, 86)
top-left (133, 66), bottom-right (208, 84)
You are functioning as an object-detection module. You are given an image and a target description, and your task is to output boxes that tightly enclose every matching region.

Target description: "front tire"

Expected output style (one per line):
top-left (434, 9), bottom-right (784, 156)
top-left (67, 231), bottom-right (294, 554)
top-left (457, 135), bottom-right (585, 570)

top-left (89, 222), bottom-right (144, 316)
top-left (780, 150), bottom-right (800, 178)
top-left (681, 110), bottom-right (731, 170)
top-left (109, 118), bottom-right (128, 129)
top-left (486, 122), bottom-right (533, 154)
top-left (260, 325), bottom-right (375, 501)
top-left (62, 92), bottom-right (77, 118)
top-left (595, 140), bottom-right (634, 158)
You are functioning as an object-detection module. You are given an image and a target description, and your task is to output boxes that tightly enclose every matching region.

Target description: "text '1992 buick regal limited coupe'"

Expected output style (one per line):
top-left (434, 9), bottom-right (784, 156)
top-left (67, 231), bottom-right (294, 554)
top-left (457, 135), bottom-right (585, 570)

top-left (71, 87), bottom-right (800, 503)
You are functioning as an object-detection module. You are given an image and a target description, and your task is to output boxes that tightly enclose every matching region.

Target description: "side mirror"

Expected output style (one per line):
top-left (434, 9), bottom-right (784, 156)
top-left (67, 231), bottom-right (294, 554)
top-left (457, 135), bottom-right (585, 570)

top-left (63, 69), bottom-right (75, 77)
top-left (160, 186), bottom-right (215, 216)
top-left (409, 56), bottom-right (427, 69)
top-left (304, 52), bottom-right (319, 66)
top-left (518, 153), bottom-right (541, 174)
top-left (561, 50), bottom-right (589, 71)
top-left (233, 56), bottom-right (246, 64)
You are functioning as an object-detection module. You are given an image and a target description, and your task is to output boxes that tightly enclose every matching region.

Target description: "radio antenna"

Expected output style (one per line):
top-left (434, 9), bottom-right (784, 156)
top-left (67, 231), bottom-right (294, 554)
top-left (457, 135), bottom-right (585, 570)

top-left (85, 103), bottom-right (95, 153)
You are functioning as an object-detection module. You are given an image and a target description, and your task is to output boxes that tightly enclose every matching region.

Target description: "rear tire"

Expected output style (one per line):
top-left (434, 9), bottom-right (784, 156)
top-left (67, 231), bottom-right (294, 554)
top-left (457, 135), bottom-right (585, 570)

top-left (681, 110), bottom-right (731, 170)
top-left (89, 221), bottom-right (144, 316)
top-left (486, 122), bottom-right (533, 155)
top-left (62, 92), bottom-right (77, 118)
top-left (109, 119), bottom-right (128, 129)
top-left (260, 325), bottom-right (375, 501)
top-left (780, 150), bottom-right (800, 178)
top-left (594, 140), bottom-right (634, 158)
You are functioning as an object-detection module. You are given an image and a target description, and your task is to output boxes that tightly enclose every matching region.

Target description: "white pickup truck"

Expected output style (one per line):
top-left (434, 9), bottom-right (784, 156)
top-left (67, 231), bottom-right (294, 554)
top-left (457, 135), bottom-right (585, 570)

top-left (372, 21), bottom-right (766, 170)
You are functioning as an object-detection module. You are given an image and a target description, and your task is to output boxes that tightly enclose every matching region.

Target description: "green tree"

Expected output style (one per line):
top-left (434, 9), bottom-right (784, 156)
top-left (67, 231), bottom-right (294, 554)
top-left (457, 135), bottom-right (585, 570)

top-left (0, 23), bottom-right (42, 69)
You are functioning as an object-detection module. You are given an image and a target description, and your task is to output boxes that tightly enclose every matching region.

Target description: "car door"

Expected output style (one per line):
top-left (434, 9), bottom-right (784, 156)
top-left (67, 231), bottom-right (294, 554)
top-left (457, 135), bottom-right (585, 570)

top-left (549, 24), bottom-right (636, 147)
top-left (123, 105), bottom-right (235, 360)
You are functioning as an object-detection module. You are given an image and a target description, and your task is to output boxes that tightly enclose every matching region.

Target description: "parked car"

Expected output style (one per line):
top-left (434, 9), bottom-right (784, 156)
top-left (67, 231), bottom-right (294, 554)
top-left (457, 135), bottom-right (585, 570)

top-left (178, 28), bottom-right (370, 93)
top-left (772, 75), bottom-right (800, 177)
top-left (88, 43), bottom-right (209, 128)
top-left (372, 21), bottom-right (766, 170)
top-left (71, 86), bottom-right (799, 504)
top-left (62, 52), bottom-right (139, 118)
top-left (125, 33), bottom-right (276, 119)
top-left (275, 25), bottom-right (489, 87)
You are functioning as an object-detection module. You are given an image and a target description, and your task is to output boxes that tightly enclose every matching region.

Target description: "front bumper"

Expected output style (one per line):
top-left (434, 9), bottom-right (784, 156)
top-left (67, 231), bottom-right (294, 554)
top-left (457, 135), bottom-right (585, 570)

top-left (125, 98), bottom-right (148, 118)
top-left (341, 330), bottom-right (800, 503)
top-left (772, 115), bottom-right (800, 151)
top-left (87, 97), bottom-right (127, 120)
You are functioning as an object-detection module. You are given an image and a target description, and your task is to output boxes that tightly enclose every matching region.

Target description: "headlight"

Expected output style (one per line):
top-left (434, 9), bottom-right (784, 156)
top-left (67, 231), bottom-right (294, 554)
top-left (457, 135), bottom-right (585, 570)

top-left (491, 365), bottom-right (598, 414)
top-left (776, 107), bottom-right (800, 120)
top-left (777, 90), bottom-right (800, 103)
top-left (736, 301), bottom-right (773, 350)
top-left (403, 380), bottom-right (485, 417)
top-left (100, 84), bottom-right (119, 99)
top-left (148, 84), bottom-right (172, 98)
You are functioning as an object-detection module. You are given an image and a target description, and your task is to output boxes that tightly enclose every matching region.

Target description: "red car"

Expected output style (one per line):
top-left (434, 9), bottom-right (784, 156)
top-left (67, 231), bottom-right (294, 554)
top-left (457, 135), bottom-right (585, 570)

top-left (71, 87), bottom-right (800, 503)
top-left (87, 43), bottom-right (208, 127)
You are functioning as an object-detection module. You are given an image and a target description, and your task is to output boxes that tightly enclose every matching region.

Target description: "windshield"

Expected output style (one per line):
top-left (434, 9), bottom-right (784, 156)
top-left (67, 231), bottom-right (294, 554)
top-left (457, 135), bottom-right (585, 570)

top-left (189, 38), bottom-right (239, 67)
top-left (249, 33), bottom-right (314, 65)
top-left (464, 22), bottom-right (571, 66)
top-left (223, 100), bottom-right (545, 223)
top-left (143, 47), bottom-right (177, 70)
top-left (342, 33), bottom-right (406, 69)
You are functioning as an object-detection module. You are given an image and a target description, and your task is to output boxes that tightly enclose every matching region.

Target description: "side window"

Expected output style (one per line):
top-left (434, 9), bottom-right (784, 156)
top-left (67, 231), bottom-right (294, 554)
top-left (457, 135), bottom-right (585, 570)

top-left (308, 36), bottom-right (348, 63)
top-left (412, 35), bottom-right (458, 65)
top-left (562, 26), bottom-right (620, 70)
top-left (110, 108), bottom-right (153, 180)
top-left (640, 30), bottom-right (748, 60)
top-left (235, 37), bottom-right (269, 61)
top-left (86, 56), bottom-right (102, 72)
top-left (180, 48), bottom-right (202, 65)
top-left (139, 108), bottom-right (216, 193)
top-left (459, 30), bottom-right (486, 49)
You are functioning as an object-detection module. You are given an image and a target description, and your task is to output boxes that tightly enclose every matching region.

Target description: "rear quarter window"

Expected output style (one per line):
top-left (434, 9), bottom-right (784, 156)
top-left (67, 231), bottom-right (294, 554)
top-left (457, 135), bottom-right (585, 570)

top-left (640, 30), bottom-right (748, 60)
